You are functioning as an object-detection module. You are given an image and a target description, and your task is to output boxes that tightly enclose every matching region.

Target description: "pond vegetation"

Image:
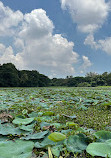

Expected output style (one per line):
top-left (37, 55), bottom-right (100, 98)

top-left (0, 87), bottom-right (111, 157)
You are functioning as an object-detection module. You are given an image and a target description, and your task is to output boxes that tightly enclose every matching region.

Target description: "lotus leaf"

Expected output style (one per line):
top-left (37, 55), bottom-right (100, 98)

top-left (94, 130), bottom-right (111, 142)
top-left (66, 122), bottom-right (78, 128)
top-left (13, 117), bottom-right (34, 125)
top-left (61, 129), bottom-right (72, 134)
top-left (19, 124), bottom-right (34, 132)
top-left (50, 123), bottom-right (62, 129)
top-left (86, 141), bottom-right (111, 157)
top-left (35, 137), bottom-right (56, 148)
top-left (0, 123), bottom-right (29, 135)
top-left (28, 112), bottom-right (38, 118)
top-left (42, 111), bottom-right (54, 116)
top-left (35, 116), bottom-right (52, 122)
top-left (48, 132), bottom-right (66, 142)
top-left (0, 139), bottom-right (34, 158)
top-left (40, 122), bottom-right (50, 129)
top-left (64, 134), bottom-right (89, 153)
top-left (22, 131), bottom-right (48, 140)
top-left (51, 145), bottom-right (63, 157)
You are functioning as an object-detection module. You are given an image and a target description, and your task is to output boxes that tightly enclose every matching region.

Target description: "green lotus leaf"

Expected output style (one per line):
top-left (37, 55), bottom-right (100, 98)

top-left (48, 132), bottom-right (66, 142)
top-left (22, 131), bottom-right (48, 140)
top-left (40, 122), bottom-right (50, 129)
top-left (51, 145), bottom-right (63, 157)
top-left (0, 123), bottom-right (29, 135)
top-left (35, 137), bottom-right (56, 148)
top-left (0, 139), bottom-right (34, 158)
top-left (35, 116), bottom-right (52, 122)
top-left (35, 136), bottom-right (63, 149)
top-left (50, 123), bottom-right (62, 129)
top-left (42, 111), bottom-right (54, 116)
top-left (61, 129), bottom-right (72, 135)
top-left (64, 134), bottom-right (89, 153)
top-left (19, 124), bottom-right (34, 132)
top-left (94, 130), bottom-right (111, 142)
top-left (13, 117), bottom-right (34, 125)
top-left (86, 142), bottom-right (111, 157)
top-left (66, 122), bottom-right (78, 128)
top-left (28, 112), bottom-right (38, 118)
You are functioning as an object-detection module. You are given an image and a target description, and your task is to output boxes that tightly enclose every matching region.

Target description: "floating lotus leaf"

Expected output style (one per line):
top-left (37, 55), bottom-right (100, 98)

top-left (0, 139), bottom-right (34, 158)
top-left (28, 112), bottom-right (38, 118)
top-left (35, 136), bottom-right (63, 149)
top-left (86, 141), bottom-right (111, 157)
top-left (35, 116), bottom-right (52, 122)
top-left (42, 111), bottom-right (54, 116)
top-left (64, 134), bottom-right (89, 153)
top-left (22, 131), bottom-right (48, 140)
top-left (0, 123), bottom-right (29, 135)
top-left (13, 117), bottom-right (34, 125)
top-left (61, 129), bottom-right (72, 135)
top-left (51, 145), bottom-right (63, 157)
top-left (35, 137), bottom-right (56, 148)
top-left (94, 130), bottom-right (111, 142)
top-left (66, 122), bottom-right (78, 128)
top-left (19, 124), bottom-right (34, 132)
top-left (50, 123), bottom-right (62, 129)
top-left (40, 122), bottom-right (50, 129)
top-left (48, 132), bottom-right (66, 142)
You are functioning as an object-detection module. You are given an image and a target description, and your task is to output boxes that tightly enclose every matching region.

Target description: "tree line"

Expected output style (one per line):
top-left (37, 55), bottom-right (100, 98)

top-left (0, 63), bottom-right (50, 87)
top-left (51, 72), bottom-right (111, 87)
top-left (0, 63), bottom-right (111, 87)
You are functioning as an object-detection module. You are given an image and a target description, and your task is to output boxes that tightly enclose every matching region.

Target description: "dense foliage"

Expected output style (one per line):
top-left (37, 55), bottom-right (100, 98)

top-left (0, 63), bottom-right (50, 87)
top-left (0, 87), bottom-right (110, 157)
top-left (51, 72), bottom-right (111, 87)
top-left (1, 63), bottom-right (111, 87)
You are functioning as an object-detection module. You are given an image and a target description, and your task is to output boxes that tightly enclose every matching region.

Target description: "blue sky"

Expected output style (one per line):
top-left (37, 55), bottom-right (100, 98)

top-left (0, 0), bottom-right (111, 78)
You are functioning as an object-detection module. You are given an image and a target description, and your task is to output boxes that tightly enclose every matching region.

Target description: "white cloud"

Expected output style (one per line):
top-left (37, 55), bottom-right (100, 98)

top-left (0, 2), bottom-right (80, 77)
top-left (80, 56), bottom-right (92, 73)
top-left (84, 34), bottom-right (111, 55)
top-left (98, 37), bottom-right (111, 55)
top-left (0, 1), bottom-right (23, 36)
top-left (61, 0), bottom-right (109, 33)
top-left (14, 38), bottom-right (24, 50)
top-left (84, 34), bottom-right (100, 49)
top-left (0, 44), bottom-right (24, 68)
top-left (19, 9), bottom-right (54, 40)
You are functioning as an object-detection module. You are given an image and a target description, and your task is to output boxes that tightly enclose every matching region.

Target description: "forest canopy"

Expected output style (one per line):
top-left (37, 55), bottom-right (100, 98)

top-left (0, 63), bottom-right (111, 87)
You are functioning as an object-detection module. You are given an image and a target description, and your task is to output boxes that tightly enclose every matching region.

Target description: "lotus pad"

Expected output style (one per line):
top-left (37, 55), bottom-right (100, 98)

top-left (51, 145), bottom-right (63, 157)
top-left (22, 131), bottom-right (48, 140)
top-left (13, 117), bottom-right (34, 125)
top-left (94, 130), bottom-right (111, 142)
top-left (48, 132), bottom-right (66, 142)
top-left (86, 141), bottom-right (111, 157)
top-left (64, 134), bottom-right (89, 153)
top-left (35, 137), bottom-right (56, 148)
top-left (0, 139), bottom-right (34, 158)
top-left (0, 123), bottom-right (29, 135)
top-left (19, 124), bottom-right (34, 132)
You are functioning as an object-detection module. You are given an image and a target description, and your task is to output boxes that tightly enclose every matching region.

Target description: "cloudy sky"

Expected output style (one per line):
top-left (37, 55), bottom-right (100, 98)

top-left (0, 0), bottom-right (111, 78)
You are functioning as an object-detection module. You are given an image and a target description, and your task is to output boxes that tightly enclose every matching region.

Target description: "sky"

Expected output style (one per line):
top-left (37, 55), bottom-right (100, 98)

top-left (0, 0), bottom-right (111, 78)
